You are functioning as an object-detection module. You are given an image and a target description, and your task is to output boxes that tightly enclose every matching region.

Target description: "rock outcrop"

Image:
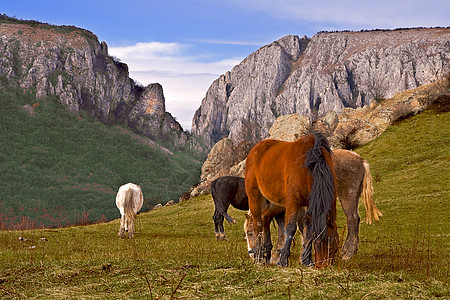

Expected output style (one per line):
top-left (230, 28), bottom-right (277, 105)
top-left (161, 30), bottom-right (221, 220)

top-left (200, 138), bottom-right (237, 185)
top-left (199, 79), bottom-right (449, 185)
top-left (192, 28), bottom-right (450, 147)
top-left (0, 17), bottom-right (191, 148)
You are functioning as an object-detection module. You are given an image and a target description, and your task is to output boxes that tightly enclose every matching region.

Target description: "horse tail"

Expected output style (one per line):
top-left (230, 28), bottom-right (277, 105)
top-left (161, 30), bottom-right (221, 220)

top-left (124, 187), bottom-right (135, 229)
top-left (304, 132), bottom-right (336, 240)
top-left (362, 160), bottom-right (383, 224)
top-left (211, 180), bottom-right (236, 224)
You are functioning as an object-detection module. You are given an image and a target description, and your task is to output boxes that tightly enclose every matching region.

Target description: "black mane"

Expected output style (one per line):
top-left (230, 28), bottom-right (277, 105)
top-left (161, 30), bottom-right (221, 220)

top-left (304, 132), bottom-right (335, 240)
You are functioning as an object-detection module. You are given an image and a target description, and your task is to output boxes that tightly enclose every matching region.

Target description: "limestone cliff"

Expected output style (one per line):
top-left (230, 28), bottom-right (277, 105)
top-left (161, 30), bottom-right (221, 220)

top-left (192, 28), bottom-right (450, 146)
top-left (0, 17), bottom-right (191, 148)
top-left (197, 78), bottom-right (449, 188)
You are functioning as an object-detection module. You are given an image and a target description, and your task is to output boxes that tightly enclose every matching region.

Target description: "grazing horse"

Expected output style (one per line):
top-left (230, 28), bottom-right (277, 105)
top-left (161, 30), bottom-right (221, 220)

top-left (332, 149), bottom-right (382, 258)
top-left (212, 176), bottom-right (285, 241)
top-left (211, 176), bottom-right (248, 241)
top-left (116, 183), bottom-right (143, 239)
top-left (245, 132), bottom-right (339, 268)
top-left (244, 149), bottom-right (382, 266)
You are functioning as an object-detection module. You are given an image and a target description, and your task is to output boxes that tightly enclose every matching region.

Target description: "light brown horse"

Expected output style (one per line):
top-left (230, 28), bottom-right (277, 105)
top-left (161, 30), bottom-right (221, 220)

top-left (244, 149), bottom-right (382, 265)
top-left (245, 132), bottom-right (339, 268)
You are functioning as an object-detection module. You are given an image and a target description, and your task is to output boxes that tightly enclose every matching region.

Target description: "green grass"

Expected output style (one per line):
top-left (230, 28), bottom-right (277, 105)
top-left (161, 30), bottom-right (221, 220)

top-left (0, 90), bottom-right (202, 229)
top-left (0, 110), bottom-right (448, 298)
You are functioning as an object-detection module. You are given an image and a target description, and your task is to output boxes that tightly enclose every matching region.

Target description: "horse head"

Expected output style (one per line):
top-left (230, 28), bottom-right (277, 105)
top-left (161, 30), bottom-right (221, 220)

top-left (305, 210), bottom-right (339, 268)
top-left (244, 213), bottom-right (257, 259)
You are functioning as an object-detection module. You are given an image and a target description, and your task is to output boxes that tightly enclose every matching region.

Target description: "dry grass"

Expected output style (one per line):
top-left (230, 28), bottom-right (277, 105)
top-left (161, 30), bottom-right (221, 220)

top-left (0, 110), bottom-right (449, 299)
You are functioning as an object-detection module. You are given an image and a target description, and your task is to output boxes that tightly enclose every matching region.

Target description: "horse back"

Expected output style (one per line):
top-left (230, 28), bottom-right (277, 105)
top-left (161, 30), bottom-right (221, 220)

top-left (245, 134), bottom-right (316, 205)
top-left (212, 176), bottom-right (249, 210)
top-left (116, 183), bottom-right (143, 214)
top-left (332, 149), bottom-right (365, 196)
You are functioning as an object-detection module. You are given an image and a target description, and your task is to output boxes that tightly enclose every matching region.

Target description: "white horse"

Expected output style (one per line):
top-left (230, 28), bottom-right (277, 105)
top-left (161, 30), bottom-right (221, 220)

top-left (116, 183), bottom-right (143, 239)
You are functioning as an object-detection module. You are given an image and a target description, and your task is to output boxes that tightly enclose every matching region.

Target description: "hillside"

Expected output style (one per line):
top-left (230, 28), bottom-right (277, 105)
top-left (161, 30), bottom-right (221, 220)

top-left (0, 87), bottom-right (202, 229)
top-left (0, 109), bottom-right (448, 298)
top-left (0, 15), bottom-right (204, 150)
top-left (192, 28), bottom-right (450, 146)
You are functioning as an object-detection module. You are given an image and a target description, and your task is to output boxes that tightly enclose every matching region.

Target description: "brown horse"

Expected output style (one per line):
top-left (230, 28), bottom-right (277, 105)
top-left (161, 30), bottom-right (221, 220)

top-left (244, 149), bottom-right (382, 266)
top-left (245, 132), bottom-right (339, 268)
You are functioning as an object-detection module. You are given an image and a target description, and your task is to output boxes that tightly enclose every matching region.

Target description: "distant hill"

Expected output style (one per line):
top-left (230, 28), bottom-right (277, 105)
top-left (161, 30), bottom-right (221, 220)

top-left (0, 15), bottom-right (206, 151)
top-left (0, 15), bottom-right (207, 229)
top-left (0, 87), bottom-right (202, 229)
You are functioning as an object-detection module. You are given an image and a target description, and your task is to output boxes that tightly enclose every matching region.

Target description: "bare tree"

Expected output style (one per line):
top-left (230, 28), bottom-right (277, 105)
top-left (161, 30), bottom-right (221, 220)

top-left (367, 75), bottom-right (388, 103)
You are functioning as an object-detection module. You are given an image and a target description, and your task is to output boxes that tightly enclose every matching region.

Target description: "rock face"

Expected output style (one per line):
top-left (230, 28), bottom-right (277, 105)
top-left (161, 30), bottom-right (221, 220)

top-left (192, 28), bottom-right (450, 147)
top-left (200, 138), bottom-right (237, 185)
top-left (0, 18), bottom-right (190, 147)
top-left (199, 79), bottom-right (449, 185)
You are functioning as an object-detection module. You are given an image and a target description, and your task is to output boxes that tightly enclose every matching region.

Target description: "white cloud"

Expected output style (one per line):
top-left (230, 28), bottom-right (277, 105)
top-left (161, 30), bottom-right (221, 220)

top-left (187, 38), bottom-right (265, 46)
top-left (109, 42), bottom-right (242, 130)
top-left (229, 0), bottom-right (450, 29)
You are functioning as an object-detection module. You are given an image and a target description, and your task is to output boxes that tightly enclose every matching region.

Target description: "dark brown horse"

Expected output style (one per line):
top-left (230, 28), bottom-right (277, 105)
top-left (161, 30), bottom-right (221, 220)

top-left (244, 149), bottom-right (382, 266)
top-left (245, 132), bottom-right (339, 268)
top-left (211, 176), bottom-right (285, 242)
top-left (211, 176), bottom-right (248, 240)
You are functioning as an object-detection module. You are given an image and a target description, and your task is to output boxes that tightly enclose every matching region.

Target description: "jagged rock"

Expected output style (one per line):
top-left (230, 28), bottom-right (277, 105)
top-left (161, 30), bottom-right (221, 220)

top-left (192, 28), bottom-right (450, 148)
top-left (269, 114), bottom-right (310, 141)
top-left (199, 80), bottom-right (447, 184)
top-left (192, 35), bottom-right (308, 146)
top-left (229, 159), bottom-right (246, 178)
top-left (200, 138), bottom-right (236, 186)
top-left (165, 200), bottom-right (175, 206)
top-left (0, 19), bottom-right (190, 148)
top-left (153, 203), bottom-right (162, 210)
top-left (178, 182), bottom-right (205, 202)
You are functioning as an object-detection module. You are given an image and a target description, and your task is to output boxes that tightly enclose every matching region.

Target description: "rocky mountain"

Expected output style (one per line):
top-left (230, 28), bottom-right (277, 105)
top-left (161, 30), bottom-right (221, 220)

top-left (198, 78), bottom-right (449, 187)
top-left (0, 16), bottom-right (194, 149)
top-left (192, 28), bottom-right (450, 146)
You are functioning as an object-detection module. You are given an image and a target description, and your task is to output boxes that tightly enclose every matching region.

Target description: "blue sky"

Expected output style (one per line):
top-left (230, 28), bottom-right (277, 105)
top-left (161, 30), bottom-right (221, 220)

top-left (2, 0), bottom-right (449, 130)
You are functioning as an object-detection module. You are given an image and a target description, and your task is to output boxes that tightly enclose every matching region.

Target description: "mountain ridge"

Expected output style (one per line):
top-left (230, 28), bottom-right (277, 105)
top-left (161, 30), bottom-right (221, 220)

top-left (192, 28), bottom-right (450, 146)
top-left (0, 15), bottom-right (202, 150)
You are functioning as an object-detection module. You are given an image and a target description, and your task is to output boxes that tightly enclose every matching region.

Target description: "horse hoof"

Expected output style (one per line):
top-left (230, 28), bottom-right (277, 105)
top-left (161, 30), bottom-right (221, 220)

top-left (341, 244), bottom-right (357, 260)
top-left (341, 253), bottom-right (353, 260)
top-left (269, 255), bottom-right (280, 265)
top-left (301, 258), bottom-right (314, 267)
top-left (277, 260), bottom-right (289, 268)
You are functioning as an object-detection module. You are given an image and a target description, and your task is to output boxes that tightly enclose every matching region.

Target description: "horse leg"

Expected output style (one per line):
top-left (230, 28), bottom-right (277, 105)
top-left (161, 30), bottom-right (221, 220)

top-left (213, 209), bottom-right (227, 241)
top-left (260, 210), bottom-right (273, 264)
top-left (277, 204), bottom-right (300, 267)
top-left (301, 236), bottom-right (314, 267)
top-left (118, 214), bottom-right (126, 238)
top-left (339, 190), bottom-right (361, 260)
top-left (295, 207), bottom-right (314, 267)
top-left (128, 217), bottom-right (135, 239)
top-left (270, 211), bottom-right (285, 265)
top-left (247, 189), bottom-right (266, 264)
top-left (219, 208), bottom-right (228, 240)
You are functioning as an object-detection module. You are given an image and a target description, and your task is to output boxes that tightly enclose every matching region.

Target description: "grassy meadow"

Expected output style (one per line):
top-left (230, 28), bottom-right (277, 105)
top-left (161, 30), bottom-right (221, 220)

top-left (0, 109), bottom-right (448, 299)
top-left (0, 89), bottom-right (203, 229)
